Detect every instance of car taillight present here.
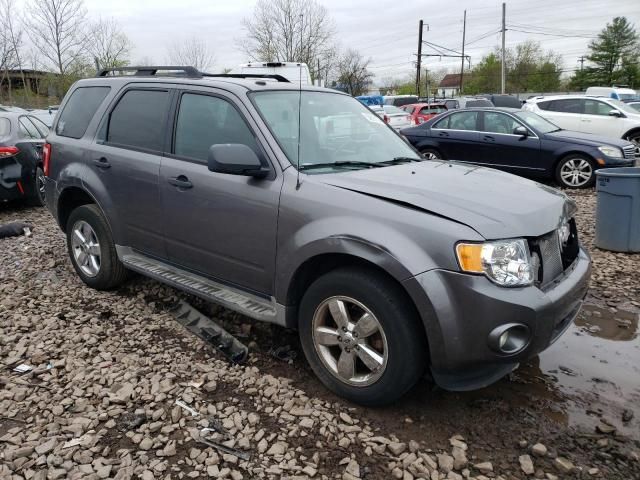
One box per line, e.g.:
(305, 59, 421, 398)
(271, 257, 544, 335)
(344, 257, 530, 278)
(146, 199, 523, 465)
(383, 114, 389, 123)
(0, 146, 19, 158)
(43, 143, 51, 177)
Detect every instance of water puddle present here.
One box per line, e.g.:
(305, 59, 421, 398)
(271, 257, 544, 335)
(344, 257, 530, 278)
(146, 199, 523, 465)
(516, 303, 640, 439)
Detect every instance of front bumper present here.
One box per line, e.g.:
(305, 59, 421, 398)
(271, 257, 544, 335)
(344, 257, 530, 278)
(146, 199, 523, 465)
(403, 247, 591, 391)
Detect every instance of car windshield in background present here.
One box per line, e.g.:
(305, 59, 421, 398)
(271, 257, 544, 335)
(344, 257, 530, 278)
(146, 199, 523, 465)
(617, 93, 637, 101)
(514, 111, 560, 133)
(251, 91, 420, 172)
(0, 117, 10, 136)
(608, 98, 640, 114)
(466, 99, 493, 107)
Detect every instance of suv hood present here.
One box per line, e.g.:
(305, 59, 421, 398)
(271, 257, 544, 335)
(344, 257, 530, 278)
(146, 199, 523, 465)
(317, 161, 570, 239)
(545, 129, 631, 148)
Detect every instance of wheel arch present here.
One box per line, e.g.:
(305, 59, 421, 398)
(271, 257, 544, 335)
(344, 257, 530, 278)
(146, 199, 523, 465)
(622, 127, 640, 141)
(57, 186, 102, 233)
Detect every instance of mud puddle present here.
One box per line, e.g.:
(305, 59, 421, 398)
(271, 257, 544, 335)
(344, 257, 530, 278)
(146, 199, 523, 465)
(521, 303, 640, 439)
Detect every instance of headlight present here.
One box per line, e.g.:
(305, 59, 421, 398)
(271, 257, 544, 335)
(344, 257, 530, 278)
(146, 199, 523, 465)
(597, 146, 622, 158)
(456, 239, 534, 287)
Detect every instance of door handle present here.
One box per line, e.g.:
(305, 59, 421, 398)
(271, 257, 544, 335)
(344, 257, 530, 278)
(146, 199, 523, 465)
(438, 131, 450, 137)
(93, 157, 111, 169)
(483, 135, 495, 141)
(168, 175, 193, 189)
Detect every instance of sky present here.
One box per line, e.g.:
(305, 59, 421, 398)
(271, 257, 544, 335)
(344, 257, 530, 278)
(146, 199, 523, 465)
(82, 0, 640, 84)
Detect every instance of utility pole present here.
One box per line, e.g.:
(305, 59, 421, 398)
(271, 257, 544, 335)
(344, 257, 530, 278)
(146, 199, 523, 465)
(578, 56, 585, 91)
(501, 2, 506, 94)
(460, 10, 466, 95)
(416, 19, 423, 97)
(317, 58, 321, 87)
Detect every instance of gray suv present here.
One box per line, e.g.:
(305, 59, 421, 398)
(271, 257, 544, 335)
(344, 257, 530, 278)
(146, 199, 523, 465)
(43, 66, 591, 406)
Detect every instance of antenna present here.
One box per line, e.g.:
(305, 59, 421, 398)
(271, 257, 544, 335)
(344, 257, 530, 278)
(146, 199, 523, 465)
(296, 13, 303, 190)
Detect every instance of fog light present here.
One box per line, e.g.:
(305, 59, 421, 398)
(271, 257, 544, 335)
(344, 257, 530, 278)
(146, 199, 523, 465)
(489, 324, 530, 354)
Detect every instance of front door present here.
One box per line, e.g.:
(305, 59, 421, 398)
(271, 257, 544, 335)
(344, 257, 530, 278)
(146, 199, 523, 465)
(478, 111, 542, 174)
(159, 90, 282, 296)
(580, 99, 624, 138)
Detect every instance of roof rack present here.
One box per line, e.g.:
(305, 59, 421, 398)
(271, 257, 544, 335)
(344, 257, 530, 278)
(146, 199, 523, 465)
(96, 66, 201, 77)
(201, 73, 290, 83)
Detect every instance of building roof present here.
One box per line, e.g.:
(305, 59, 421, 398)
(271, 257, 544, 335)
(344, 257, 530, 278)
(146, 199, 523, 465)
(438, 74, 462, 88)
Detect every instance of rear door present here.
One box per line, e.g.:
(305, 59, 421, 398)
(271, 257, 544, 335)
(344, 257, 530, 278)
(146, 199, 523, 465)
(91, 86, 172, 259)
(430, 110, 481, 161)
(536, 98, 582, 131)
(478, 111, 542, 173)
(159, 88, 282, 295)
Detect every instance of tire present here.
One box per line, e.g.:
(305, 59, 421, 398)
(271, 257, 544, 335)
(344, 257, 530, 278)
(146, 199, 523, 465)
(298, 267, 427, 406)
(25, 166, 46, 207)
(421, 147, 443, 160)
(624, 131, 640, 159)
(555, 154, 595, 189)
(66, 204, 128, 290)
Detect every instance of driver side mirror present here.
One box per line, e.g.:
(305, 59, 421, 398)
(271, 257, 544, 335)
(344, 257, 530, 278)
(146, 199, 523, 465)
(207, 144, 269, 178)
(513, 125, 529, 137)
(608, 109, 622, 117)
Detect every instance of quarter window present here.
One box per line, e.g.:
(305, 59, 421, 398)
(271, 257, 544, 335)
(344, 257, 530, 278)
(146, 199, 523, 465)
(28, 116, 50, 137)
(107, 89, 171, 151)
(174, 93, 259, 162)
(483, 112, 524, 134)
(56, 86, 110, 138)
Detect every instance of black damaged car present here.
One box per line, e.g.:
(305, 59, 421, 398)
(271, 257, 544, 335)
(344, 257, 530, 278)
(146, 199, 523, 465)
(0, 112, 49, 206)
(401, 107, 637, 189)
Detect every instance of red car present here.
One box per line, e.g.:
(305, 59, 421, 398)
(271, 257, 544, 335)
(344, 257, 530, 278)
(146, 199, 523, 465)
(402, 103, 448, 125)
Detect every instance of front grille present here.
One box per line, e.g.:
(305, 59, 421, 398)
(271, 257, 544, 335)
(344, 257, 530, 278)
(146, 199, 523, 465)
(530, 218, 579, 287)
(622, 145, 636, 160)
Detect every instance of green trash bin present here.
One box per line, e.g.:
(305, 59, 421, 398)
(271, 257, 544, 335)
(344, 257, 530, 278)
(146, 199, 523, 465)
(594, 167, 640, 253)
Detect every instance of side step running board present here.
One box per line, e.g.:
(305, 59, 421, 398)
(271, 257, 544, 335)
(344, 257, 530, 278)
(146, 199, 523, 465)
(116, 246, 278, 323)
(171, 301, 248, 364)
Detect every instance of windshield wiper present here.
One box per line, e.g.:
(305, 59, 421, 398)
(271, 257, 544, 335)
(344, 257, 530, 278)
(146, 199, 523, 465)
(299, 161, 384, 171)
(377, 157, 425, 165)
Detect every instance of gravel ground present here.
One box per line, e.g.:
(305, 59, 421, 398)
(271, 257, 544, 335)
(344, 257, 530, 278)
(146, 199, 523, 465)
(1, 190, 639, 480)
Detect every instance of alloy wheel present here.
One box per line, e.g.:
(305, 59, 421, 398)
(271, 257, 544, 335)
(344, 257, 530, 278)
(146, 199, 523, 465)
(71, 220, 101, 277)
(423, 151, 441, 160)
(627, 134, 640, 159)
(312, 296, 388, 386)
(560, 158, 592, 187)
(37, 171, 46, 205)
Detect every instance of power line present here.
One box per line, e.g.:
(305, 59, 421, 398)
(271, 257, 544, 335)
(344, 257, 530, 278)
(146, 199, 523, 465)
(507, 27, 597, 39)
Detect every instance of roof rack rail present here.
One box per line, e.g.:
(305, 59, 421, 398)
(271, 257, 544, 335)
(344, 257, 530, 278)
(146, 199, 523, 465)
(201, 73, 290, 83)
(96, 66, 201, 77)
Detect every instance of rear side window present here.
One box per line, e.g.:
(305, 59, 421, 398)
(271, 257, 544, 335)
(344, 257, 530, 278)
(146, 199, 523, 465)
(548, 99, 582, 114)
(107, 89, 170, 152)
(536, 100, 552, 111)
(174, 93, 258, 162)
(0, 117, 11, 136)
(56, 86, 110, 138)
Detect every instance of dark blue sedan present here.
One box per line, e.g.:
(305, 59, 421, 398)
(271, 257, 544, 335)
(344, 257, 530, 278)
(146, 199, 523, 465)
(401, 107, 637, 188)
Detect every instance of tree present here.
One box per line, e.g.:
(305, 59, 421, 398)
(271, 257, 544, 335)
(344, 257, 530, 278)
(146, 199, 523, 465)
(167, 37, 214, 71)
(26, 0, 88, 74)
(88, 18, 132, 70)
(240, 0, 335, 82)
(586, 17, 639, 86)
(465, 53, 501, 94)
(335, 49, 372, 96)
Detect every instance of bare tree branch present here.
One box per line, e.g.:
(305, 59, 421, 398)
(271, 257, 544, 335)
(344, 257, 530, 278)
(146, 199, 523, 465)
(26, 0, 88, 74)
(88, 17, 132, 70)
(336, 49, 373, 96)
(167, 37, 214, 71)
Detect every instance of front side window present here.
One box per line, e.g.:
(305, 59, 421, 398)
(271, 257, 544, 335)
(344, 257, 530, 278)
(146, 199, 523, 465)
(252, 91, 420, 171)
(483, 112, 524, 134)
(57, 86, 110, 138)
(174, 93, 259, 162)
(107, 89, 170, 151)
(515, 111, 560, 134)
(436, 111, 478, 131)
(584, 100, 613, 116)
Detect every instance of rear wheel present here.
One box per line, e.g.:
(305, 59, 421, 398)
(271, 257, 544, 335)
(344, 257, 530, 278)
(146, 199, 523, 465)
(298, 268, 426, 406)
(66, 204, 128, 290)
(555, 154, 595, 189)
(25, 166, 46, 207)
(421, 148, 443, 160)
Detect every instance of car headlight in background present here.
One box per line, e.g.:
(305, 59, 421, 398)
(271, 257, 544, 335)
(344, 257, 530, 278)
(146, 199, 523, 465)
(456, 239, 534, 287)
(597, 146, 623, 158)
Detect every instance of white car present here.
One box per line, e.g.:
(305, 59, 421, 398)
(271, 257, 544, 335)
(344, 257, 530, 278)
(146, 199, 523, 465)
(370, 105, 413, 131)
(523, 95, 640, 157)
(230, 62, 312, 86)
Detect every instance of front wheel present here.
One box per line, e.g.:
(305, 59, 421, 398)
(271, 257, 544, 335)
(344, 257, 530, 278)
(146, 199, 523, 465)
(625, 131, 640, 159)
(555, 155, 595, 189)
(298, 268, 427, 406)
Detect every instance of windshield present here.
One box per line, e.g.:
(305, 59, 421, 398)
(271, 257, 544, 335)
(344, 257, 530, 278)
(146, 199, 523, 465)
(0, 117, 10, 136)
(617, 93, 637, 101)
(252, 91, 420, 172)
(514, 111, 560, 133)
(607, 98, 640, 114)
